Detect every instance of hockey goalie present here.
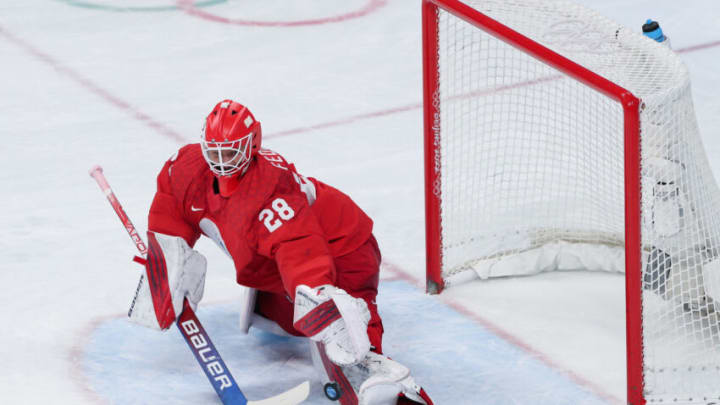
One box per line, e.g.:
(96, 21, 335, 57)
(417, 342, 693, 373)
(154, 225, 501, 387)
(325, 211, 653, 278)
(128, 99, 433, 405)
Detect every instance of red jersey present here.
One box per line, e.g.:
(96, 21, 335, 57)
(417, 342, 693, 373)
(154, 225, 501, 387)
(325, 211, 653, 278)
(148, 144, 374, 297)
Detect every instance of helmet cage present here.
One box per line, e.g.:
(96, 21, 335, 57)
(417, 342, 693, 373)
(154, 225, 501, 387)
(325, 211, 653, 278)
(201, 132, 254, 177)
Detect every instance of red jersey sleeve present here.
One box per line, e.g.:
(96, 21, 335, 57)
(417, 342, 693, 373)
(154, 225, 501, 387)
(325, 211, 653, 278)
(148, 151, 201, 247)
(251, 174, 336, 297)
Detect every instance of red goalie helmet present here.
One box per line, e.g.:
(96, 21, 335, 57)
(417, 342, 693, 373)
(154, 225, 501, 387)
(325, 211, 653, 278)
(201, 99, 262, 178)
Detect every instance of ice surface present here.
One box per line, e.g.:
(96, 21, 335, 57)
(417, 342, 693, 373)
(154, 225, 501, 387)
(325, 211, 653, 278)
(82, 281, 610, 404)
(0, 0, 718, 404)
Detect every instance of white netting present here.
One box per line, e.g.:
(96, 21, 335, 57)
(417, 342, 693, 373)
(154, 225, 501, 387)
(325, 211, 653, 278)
(432, 0, 720, 402)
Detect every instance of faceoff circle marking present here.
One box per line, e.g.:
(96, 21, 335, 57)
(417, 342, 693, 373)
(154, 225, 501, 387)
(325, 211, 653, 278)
(178, 0, 387, 27)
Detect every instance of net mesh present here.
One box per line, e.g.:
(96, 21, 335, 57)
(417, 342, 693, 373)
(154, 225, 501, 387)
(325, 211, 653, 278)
(433, 0, 720, 402)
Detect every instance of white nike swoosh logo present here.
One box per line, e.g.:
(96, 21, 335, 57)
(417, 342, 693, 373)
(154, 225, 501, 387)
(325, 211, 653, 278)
(191, 206, 203, 212)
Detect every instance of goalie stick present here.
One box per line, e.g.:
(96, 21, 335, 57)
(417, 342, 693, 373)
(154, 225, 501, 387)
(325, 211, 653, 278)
(89, 165, 310, 405)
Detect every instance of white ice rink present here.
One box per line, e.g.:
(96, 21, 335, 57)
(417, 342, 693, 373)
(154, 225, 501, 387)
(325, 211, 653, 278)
(1, 1, 718, 404)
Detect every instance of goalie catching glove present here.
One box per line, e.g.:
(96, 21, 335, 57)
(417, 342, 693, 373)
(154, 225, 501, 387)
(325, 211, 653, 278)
(129, 232, 207, 330)
(293, 284, 372, 366)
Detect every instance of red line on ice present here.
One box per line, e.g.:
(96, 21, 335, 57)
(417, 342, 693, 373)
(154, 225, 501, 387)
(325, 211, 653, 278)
(2, 21, 718, 143)
(264, 75, 562, 139)
(177, 0, 387, 27)
(676, 40, 720, 54)
(0, 24, 187, 145)
(264, 40, 720, 139)
(267, 102, 423, 138)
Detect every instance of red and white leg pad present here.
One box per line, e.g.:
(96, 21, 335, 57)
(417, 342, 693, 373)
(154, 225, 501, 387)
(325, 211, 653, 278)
(310, 342, 433, 405)
(128, 232, 207, 330)
(293, 284, 371, 366)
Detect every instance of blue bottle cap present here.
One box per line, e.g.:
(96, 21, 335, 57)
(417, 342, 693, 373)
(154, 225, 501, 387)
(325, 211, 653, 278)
(642, 19, 665, 42)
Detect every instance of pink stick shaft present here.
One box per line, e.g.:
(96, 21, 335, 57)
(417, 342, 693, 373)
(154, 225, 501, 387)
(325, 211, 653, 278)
(89, 165, 148, 256)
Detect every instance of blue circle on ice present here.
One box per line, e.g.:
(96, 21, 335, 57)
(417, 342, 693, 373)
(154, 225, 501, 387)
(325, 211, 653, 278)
(79, 282, 617, 404)
(56, 0, 227, 12)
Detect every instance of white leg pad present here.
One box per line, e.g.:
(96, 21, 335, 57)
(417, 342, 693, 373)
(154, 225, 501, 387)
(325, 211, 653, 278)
(355, 352, 412, 405)
(310, 344, 428, 405)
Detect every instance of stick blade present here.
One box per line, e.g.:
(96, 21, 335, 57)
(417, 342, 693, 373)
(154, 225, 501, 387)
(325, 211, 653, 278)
(248, 381, 310, 405)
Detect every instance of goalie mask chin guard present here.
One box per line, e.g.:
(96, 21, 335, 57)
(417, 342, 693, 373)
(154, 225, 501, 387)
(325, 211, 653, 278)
(201, 99, 262, 179)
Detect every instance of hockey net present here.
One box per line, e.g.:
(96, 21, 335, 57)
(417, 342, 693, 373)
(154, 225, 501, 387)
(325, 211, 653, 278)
(422, 0, 720, 403)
